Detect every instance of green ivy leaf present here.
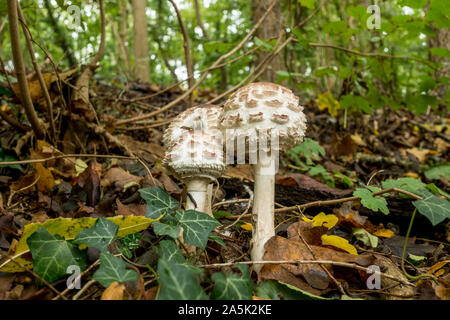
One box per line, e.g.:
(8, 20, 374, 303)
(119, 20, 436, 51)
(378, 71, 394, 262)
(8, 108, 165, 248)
(152, 221, 181, 239)
(176, 210, 221, 249)
(92, 252, 138, 287)
(157, 258, 207, 300)
(27, 227, 86, 284)
(353, 188, 389, 214)
(208, 233, 227, 248)
(413, 191, 450, 226)
(139, 187, 180, 219)
(73, 217, 118, 252)
(157, 240, 186, 264)
(211, 264, 252, 300)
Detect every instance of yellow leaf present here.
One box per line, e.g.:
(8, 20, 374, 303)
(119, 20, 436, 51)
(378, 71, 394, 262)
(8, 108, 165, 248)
(0, 215, 158, 272)
(33, 163, 54, 192)
(407, 147, 431, 162)
(373, 228, 394, 238)
(302, 212, 338, 230)
(350, 134, 366, 147)
(75, 159, 88, 176)
(316, 92, 340, 118)
(241, 223, 252, 231)
(321, 234, 357, 255)
(404, 172, 419, 179)
(101, 281, 125, 300)
(426, 260, 450, 275)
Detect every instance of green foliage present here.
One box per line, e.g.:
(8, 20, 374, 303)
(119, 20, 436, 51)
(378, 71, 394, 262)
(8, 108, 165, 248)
(118, 233, 141, 259)
(353, 188, 389, 214)
(210, 264, 253, 300)
(425, 163, 450, 180)
(176, 210, 221, 249)
(412, 190, 450, 226)
(73, 217, 118, 252)
(288, 138, 325, 166)
(352, 228, 378, 248)
(93, 252, 138, 288)
(0, 148, 22, 171)
(157, 258, 207, 300)
(139, 187, 180, 219)
(27, 227, 86, 284)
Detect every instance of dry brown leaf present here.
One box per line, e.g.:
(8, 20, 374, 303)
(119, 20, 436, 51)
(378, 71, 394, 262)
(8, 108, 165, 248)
(261, 236, 374, 292)
(287, 221, 327, 246)
(115, 199, 146, 216)
(33, 163, 54, 193)
(101, 167, 143, 190)
(405, 147, 432, 162)
(223, 165, 254, 181)
(101, 281, 125, 300)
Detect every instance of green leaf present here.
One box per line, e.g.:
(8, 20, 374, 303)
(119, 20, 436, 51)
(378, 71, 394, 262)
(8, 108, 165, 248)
(425, 163, 450, 180)
(340, 95, 372, 114)
(157, 258, 207, 300)
(298, 0, 316, 9)
(211, 264, 252, 300)
(27, 227, 86, 284)
(157, 240, 186, 264)
(208, 233, 227, 248)
(353, 188, 389, 214)
(430, 47, 450, 58)
(73, 217, 118, 252)
(408, 254, 426, 264)
(288, 138, 325, 165)
(139, 187, 180, 219)
(176, 210, 221, 249)
(93, 252, 138, 288)
(382, 177, 426, 196)
(413, 191, 450, 226)
(352, 228, 378, 248)
(254, 37, 274, 51)
(0, 148, 22, 171)
(152, 221, 181, 239)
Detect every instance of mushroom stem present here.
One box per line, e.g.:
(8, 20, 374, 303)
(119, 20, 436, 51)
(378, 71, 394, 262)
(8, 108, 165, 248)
(185, 178, 213, 216)
(251, 150, 276, 273)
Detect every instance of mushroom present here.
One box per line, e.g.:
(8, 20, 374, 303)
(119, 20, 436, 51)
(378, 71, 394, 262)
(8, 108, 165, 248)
(219, 82, 307, 272)
(163, 105, 224, 216)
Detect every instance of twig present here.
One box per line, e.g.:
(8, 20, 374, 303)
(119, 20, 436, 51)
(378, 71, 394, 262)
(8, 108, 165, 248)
(224, 185, 253, 230)
(0, 153, 138, 166)
(7, 0, 45, 139)
(72, 279, 96, 300)
(199, 259, 414, 287)
(274, 187, 422, 213)
(17, 2, 56, 143)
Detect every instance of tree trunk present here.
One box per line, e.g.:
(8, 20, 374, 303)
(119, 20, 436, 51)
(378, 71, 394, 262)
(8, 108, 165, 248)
(132, 0, 151, 83)
(428, 27, 450, 101)
(252, 0, 282, 82)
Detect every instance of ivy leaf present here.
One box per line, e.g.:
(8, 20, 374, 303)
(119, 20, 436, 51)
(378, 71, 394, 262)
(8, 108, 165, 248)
(157, 240, 186, 264)
(73, 217, 118, 252)
(353, 188, 389, 214)
(27, 227, 86, 284)
(413, 191, 450, 226)
(208, 233, 227, 248)
(176, 210, 221, 249)
(211, 264, 252, 300)
(152, 221, 181, 239)
(139, 187, 180, 219)
(93, 252, 138, 288)
(157, 258, 207, 300)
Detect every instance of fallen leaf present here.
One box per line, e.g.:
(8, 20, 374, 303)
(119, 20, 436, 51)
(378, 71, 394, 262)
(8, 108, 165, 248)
(115, 199, 146, 216)
(302, 212, 338, 230)
(33, 163, 54, 192)
(223, 165, 254, 181)
(101, 281, 125, 300)
(240, 222, 252, 231)
(321, 235, 357, 255)
(101, 166, 143, 190)
(287, 221, 327, 246)
(373, 225, 395, 238)
(406, 147, 432, 162)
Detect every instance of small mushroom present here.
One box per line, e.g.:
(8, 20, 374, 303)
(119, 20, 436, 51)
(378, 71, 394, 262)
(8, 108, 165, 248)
(219, 82, 307, 272)
(163, 105, 224, 216)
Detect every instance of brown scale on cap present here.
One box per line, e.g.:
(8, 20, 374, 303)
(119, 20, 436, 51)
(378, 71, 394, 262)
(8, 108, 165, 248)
(219, 82, 307, 151)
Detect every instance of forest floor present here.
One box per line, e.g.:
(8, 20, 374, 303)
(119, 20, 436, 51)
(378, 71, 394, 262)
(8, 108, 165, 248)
(0, 78, 449, 300)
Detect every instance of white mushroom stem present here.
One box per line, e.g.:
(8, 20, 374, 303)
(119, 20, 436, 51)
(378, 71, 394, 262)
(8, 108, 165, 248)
(185, 178, 213, 216)
(251, 150, 276, 273)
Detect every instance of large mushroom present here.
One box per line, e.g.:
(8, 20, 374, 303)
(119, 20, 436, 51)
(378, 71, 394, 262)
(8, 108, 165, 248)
(219, 82, 307, 272)
(163, 105, 224, 216)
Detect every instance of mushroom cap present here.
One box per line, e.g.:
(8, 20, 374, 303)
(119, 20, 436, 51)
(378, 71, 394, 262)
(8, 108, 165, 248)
(163, 104, 222, 149)
(219, 82, 307, 151)
(164, 130, 225, 181)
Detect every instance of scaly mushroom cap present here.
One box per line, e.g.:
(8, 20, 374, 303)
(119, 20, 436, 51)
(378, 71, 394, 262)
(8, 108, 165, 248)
(219, 82, 307, 151)
(164, 130, 225, 181)
(163, 104, 222, 149)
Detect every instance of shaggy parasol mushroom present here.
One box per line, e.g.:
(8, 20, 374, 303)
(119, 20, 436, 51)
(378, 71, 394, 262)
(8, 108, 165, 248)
(219, 82, 307, 272)
(163, 105, 224, 216)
